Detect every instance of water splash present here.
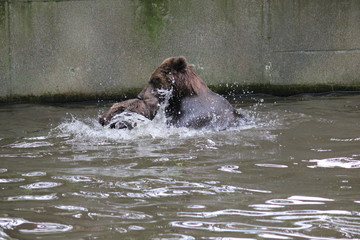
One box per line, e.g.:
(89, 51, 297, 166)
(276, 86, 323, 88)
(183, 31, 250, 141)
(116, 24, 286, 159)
(54, 89, 203, 142)
(53, 100, 283, 145)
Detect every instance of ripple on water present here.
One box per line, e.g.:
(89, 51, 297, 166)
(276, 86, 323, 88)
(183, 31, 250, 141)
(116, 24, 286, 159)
(218, 165, 242, 173)
(70, 191, 109, 199)
(4, 193, 58, 201)
(330, 137, 360, 142)
(20, 181, 62, 190)
(307, 157, 360, 169)
(169, 194, 359, 238)
(0, 217, 72, 234)
(177, 209, 273, 218)
(88, 210, 152, 220)
(266, 195, 334, 206)
(170, 208, 360, 239)
(52, 175, 97, 183)
(19, 222, 73, 234)
(6, 141, 53, 148)
(187, 205, 206, 209)
(155, 233, 196, 240)
(0, 178, 25, 183)
(113, 177, 270, 199)
(21, 171, 47, 177)
(54, 205, 88, 212)
(24, 136, 49, 141)
(255, 163, 288, 168)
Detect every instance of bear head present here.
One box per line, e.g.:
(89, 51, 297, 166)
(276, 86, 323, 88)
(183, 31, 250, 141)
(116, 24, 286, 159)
(137, 56, 207, 102)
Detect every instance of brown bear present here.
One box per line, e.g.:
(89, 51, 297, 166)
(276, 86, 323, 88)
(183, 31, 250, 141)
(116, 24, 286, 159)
(99, 98, 159, 129)
(136, 56, 243, 130)
(99, 56, 242, 130)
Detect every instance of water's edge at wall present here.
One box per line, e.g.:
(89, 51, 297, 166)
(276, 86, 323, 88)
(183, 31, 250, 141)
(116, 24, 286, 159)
(1, 84, 360, 104)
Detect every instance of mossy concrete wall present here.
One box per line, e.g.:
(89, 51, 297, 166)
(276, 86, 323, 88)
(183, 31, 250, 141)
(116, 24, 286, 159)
(1, 0, 359, 102)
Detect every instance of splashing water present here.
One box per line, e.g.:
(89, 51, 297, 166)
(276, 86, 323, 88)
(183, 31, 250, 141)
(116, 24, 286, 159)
(54, 89, 282, 146)
(54, 102, 277, 145)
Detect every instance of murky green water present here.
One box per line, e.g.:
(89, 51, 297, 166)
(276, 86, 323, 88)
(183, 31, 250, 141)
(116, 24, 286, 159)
(0, 94, 359, 240)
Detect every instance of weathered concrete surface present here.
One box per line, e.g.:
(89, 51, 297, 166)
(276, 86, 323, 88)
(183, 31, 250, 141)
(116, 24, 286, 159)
(0, 2, 9, 98)
(267, 0, 360, 85)
(1, 0, 359, 103)
(9, 1, 140, 97)
(6, 0, 264, 99)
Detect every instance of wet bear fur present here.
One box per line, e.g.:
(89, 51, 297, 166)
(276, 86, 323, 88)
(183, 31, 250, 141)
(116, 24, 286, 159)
(99, 98, 159, 129)
(137, 56, 242, 130)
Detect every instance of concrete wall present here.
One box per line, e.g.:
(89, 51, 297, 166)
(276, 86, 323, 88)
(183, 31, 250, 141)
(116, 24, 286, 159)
(0, 1, 9, 98)
(267, 1, 360, 85)
(1, 0, 359, 102)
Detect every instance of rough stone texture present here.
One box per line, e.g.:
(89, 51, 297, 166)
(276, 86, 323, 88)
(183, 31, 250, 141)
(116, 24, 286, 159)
(0, 0, 359, 102)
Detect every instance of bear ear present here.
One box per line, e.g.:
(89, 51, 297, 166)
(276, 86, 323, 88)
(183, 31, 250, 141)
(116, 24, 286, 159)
(172, 56, 187, 72)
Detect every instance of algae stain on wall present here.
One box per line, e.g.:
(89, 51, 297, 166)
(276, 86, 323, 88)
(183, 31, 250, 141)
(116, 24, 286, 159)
(17, 2, 35, 38)
(0, 2, 6, 25)
(131, 0, 170, 40)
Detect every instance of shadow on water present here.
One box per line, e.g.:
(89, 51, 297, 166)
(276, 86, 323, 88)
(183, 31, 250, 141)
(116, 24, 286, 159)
(0, 94, 359, 239)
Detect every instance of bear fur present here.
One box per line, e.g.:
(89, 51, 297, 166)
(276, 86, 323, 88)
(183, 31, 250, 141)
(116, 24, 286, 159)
(99, 98, 159, 129)
(137, 56, 242, 130)
(99, 56, 242, 130)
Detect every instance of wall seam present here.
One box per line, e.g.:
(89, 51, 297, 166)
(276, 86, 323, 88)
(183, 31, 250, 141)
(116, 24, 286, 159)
(261, 0, 271, 84)
(6, 0, 12, 100)
(273, 49, 360, 54)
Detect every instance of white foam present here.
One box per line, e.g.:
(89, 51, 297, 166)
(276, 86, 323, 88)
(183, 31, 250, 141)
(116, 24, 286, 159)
(308, 157, 360, 169)
(54, 114, 258, 144)
(54, 112, 201, 143)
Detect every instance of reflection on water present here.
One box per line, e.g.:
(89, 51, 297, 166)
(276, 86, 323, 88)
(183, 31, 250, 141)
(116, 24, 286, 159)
(0, 94, 359, 239)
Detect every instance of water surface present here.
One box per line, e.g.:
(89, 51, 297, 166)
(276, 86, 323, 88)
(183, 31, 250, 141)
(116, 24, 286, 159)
(0, 94, 359, 239)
